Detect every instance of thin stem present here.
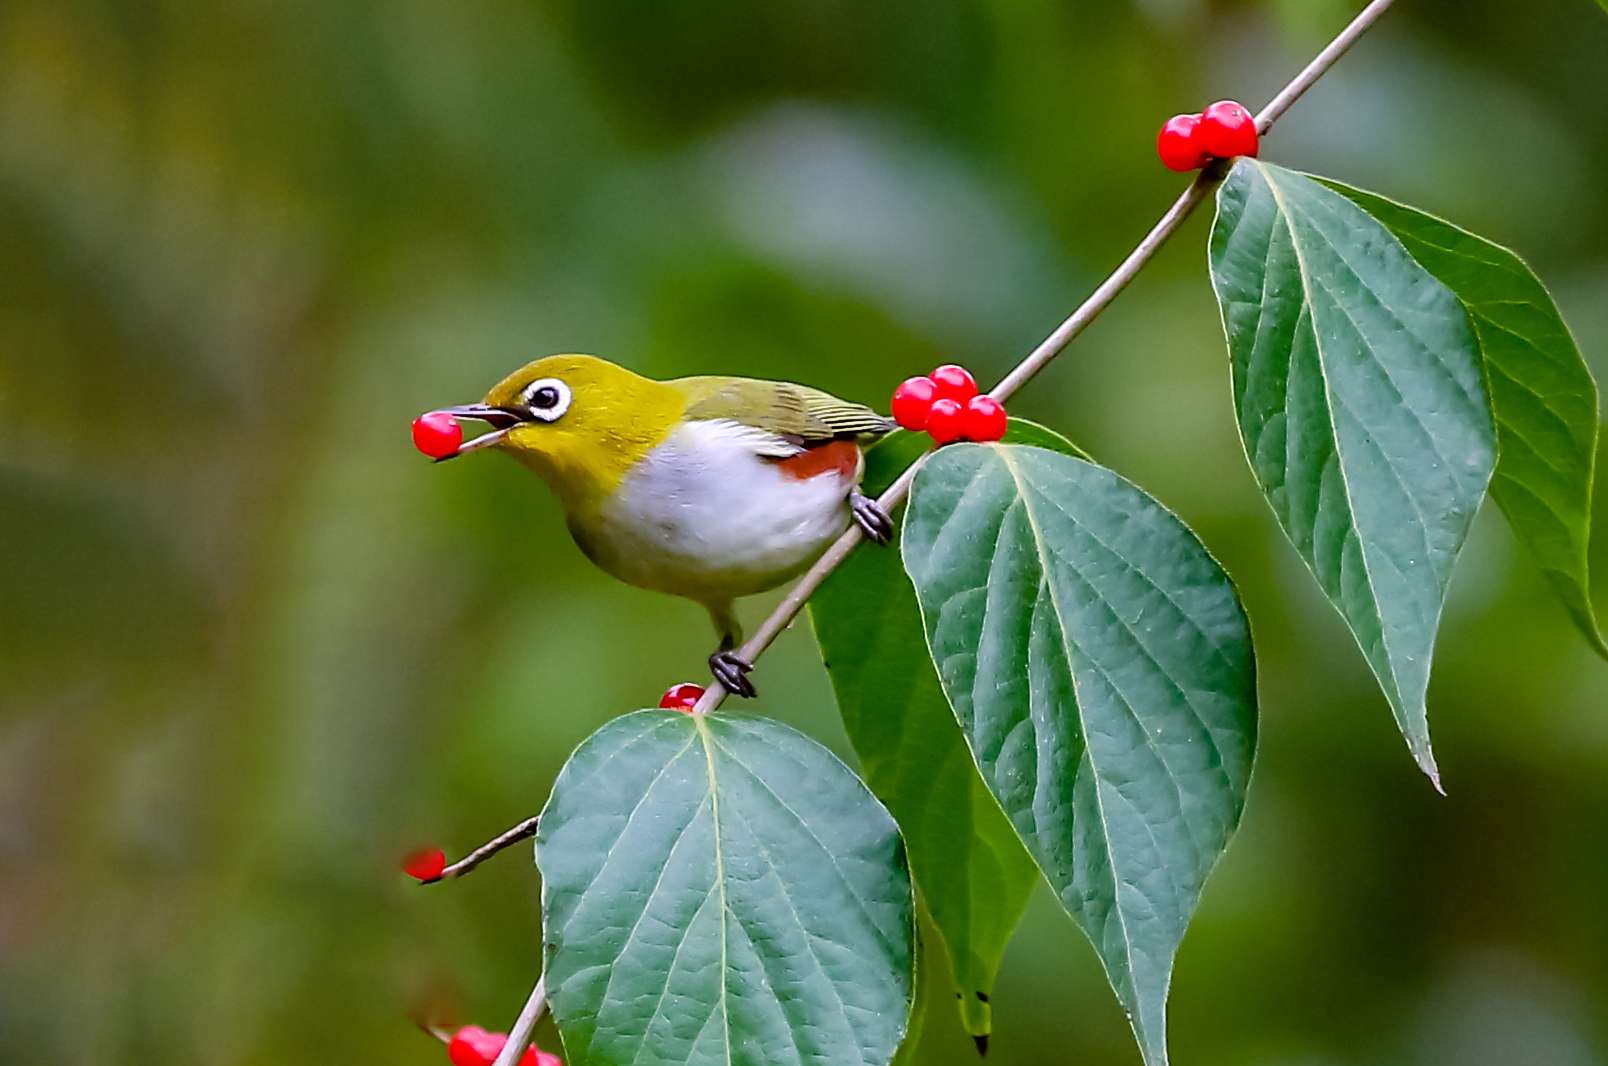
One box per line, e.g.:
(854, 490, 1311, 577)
(490, 977, 548, 1066)
(420, 816, 541, 885)
(986, 162, 1227, 405)
(1255, 0, 1398, 132)
(499, 2, 1402, 1058)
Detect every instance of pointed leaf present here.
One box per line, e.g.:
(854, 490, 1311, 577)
(1208, 159, 1497, 783)
(902, 443, 1258, 1066)
(1319, 178, 1605, 658)
(810, 420, 1080, 1040)
(537, 711, 915, 1066)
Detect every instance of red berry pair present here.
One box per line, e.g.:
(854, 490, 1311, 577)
(891, 365, 1007, 445)
(447, 1026, 560, 1066)
(1156, 100, 1258, 172)
(659, 683, 705, 713)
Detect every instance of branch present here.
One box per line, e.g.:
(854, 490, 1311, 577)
(419, 816, 540, 885)
(493, 0, 1400, 1057)
(490, 977, 548, 1066)
(690, 0, 1400, 717)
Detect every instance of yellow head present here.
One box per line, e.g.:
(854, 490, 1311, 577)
(446, 355, 684, 514)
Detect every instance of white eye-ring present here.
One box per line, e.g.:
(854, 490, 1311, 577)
(521, 378, 572, 422)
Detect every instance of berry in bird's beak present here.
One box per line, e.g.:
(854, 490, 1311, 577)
(412, 412, 463, 459)
(419, 404, 526, 460)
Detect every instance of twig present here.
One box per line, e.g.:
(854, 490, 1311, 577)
(688, 0, 1400, 717)
(1254, 0, 1398, 133)
(490, 977, 548, 1066)
(496, 1, 1402, 1058)
(420, 816, 541, 885)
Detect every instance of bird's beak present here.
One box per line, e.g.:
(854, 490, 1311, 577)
(436, 403, 525, 459)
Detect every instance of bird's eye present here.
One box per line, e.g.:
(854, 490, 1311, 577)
(520, 378, 571, 422)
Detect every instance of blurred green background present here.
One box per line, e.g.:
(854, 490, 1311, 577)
(4, 1, 1607, 1063)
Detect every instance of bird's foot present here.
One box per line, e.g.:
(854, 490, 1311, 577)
(850, 490, 894, 545)
(709, 649, 757, 699)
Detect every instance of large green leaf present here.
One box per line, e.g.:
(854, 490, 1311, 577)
(1319, 178, 1605, 659)
(810, 421, 1079, 1044)
(902, 443, 1258, 1066)
(1209, 159, 1497, 785)
(537, 711, 915, 1066)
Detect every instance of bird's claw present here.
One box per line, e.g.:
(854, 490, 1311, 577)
(850, 491, 894, 545)
(709, 649, 757, 698)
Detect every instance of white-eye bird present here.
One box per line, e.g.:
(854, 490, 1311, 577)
(439, 354, 895, 696)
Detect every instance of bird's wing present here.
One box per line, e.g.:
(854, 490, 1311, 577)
(673, 376, 895, 447)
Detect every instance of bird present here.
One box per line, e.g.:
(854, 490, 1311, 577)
(437, 354, 895, 697)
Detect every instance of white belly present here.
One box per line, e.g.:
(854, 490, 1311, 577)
(575, 420, 856, 604)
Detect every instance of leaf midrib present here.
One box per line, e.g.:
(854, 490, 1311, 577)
(992, 446, 1142, 1015)
(1255, 162, 1405, 715)
(693, 715, 734, 1066)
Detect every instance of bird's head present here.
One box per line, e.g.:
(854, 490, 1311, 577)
(442, 354, 682, 512)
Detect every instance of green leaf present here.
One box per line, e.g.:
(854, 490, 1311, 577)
(891, 913, 934, 1066)
(1318, 178, 1606, 659)
(537, 711, 915, 1066)
(1208, 159, 1497, 785)
(810, 420, 1082, 1042)
(902, 443, 1258, 1066)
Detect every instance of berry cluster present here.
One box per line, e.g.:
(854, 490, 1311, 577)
(658, 683, 705, 713)
(891, 365, 1007, 445)
(413, 411, 464, 459)
(1156, 100, 1258, 173)
(447, 1026, 561, 1066)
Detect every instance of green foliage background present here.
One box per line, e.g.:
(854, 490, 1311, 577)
(2, 1, 1606, 1063)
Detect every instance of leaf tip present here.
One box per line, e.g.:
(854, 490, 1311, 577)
(1415, 746, 1447, 796)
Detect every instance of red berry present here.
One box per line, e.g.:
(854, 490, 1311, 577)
(1198, 100, 1258, 159)
(960, 396, 1008, 442)
(890, 376, 938, 430)
(929, 364, 978, 404)
(442, 1026, 560, 1066)
(658, 683, 705, 712)
(447, 1026, 502, 1066)
(1156, 113, 1208, 172)
(413, 411, 463, 459)
(925, 398, 965, 444)
(403, 846, 447, 882)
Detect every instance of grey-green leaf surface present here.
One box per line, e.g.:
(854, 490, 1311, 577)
(810, 421, 1081, 1041)
(1320, 178, 1605, 659)
(537, 711, 915, 1066)
(1209, 159, 1497, 784)
(902, 443, 1258, 1066)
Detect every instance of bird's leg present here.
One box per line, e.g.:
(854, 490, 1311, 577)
(705, 602, 756, 698)
(849, 489, 894, 545)
(709, 637, 756, 699)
